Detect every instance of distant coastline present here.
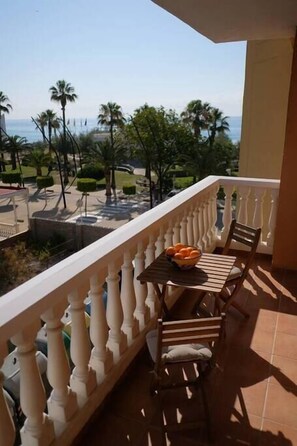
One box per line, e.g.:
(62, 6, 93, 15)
(4, 116, 242, 143)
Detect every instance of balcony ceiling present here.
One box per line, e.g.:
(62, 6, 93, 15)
(152, 0, 297, 43)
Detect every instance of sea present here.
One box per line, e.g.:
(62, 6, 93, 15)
(4, 116, 242, 143)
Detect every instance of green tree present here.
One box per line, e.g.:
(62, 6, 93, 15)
(4, 135, 29, 171)
(181, 100, 211, 139)
(207, 107, 230, 149)
(22, 148, 51, 176)
(49, 80, 77, 184)
(0, 91, 13, 172)
(97, 102, 126, 196)
(35, 112, 48, 143)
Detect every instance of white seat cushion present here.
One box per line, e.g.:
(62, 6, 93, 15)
(146, 329, 212, 364)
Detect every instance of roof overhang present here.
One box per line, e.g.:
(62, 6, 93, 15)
(152, 0, 297, 43)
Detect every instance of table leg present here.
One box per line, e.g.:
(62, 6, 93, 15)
(152, 283, 171, 320)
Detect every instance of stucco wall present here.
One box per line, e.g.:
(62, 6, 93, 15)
(239, 39, 293, 179)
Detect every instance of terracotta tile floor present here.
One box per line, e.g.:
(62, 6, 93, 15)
(74, 255, 297, 445)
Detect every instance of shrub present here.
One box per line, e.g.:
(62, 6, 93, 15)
(77, 178, 97, 193)
(123, 183, 136, 195)
(96, 182, 106, 190)
(77, 163, 105, 181)
(1, 171, 22, 185)
(36, 176, 54, 189)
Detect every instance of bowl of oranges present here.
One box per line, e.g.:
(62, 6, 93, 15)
(165, 243, 202, 270)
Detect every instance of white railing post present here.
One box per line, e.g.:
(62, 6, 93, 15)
(172, 218, 181, 245)
(11, 321, 55, 446)
(164, 221, 174, 248)
(221, 184, 234, 242)
(106, 262, 128, 362)
(193, 206, 199, 247)
(252, 187, 265, 236)
(210, 186, 218, 248)
(145, 235, 158, 316)
(0, 343, 15, 446)
(121, 251, 139, 345)
(187, 207, 194, 246)
(155, 227, 165, 255)
(89, 273, 113, 383)
(42, 303, 78, 423)
(133, 242, 150, 329)
(180, 212, 188, 245)
(68, 288, 97, 401)
(237, 186, 250, 225)
(267, 189, 279, 248)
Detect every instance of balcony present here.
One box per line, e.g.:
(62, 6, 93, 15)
(2, 174, 296, 446)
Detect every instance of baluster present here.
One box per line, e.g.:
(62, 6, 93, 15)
(0, 343, 15, 446)
(68, 288, 96, 400)
(133, 242, 150, 329)
(121, 251, 139, 344)
(204, 194, 212, 249)
(164, 221, 174, 248)
(193, 206, 199, 246)
(106, 262, 128, 362)
(172, 218, 181, 245)
(237, 186, 250, 225)
(11, 321, 55, 446)
(155, 227, 165, 255)
(42, 303, 78, 422)
(210, 186, 218, 247)
(187, 208, 194, 246)
(267, 189, 279, 248)
(145, 235, 158, 316)
(221, 184, 234, 242)
(197, 204, 204, 250)
(199, 201, 207, 251)
(252, 187, 265, 239)
(89, 273, 113, 384)
(180, 212, 188, 245)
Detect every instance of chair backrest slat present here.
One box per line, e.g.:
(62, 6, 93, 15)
(162, 325, 221, 340)
(162, 333, 220, 347)
(162, 317, 222, 331)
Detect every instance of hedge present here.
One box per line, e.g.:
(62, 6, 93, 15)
(77, 178, 97, 193)
(36, 176, 54, 189)
(1, 171, 22, 185)
(123, 183, 136, 195)
(77, 163, 105, 181)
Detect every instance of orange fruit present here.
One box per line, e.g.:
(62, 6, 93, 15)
(165, 246, 176, 257)
(189, 249, 200, 258)
(173, 252, 183, 259)
(179, 247, 191, 257)
(174, 243, 186, 252)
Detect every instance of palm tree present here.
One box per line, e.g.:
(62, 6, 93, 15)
(207, 108, 230, 148)
(35, 113, 48, 143)
(4, 135, 28, 171)
(181, 100, 211, 138)
(49, 80, 77, 184)
(42, 109, 60, 154)
(22, 148, 51, 176)
(0, 91, 13, 172)
(97, 102, 126, 196)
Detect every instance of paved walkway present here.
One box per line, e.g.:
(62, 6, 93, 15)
(0, 180, 151, 234)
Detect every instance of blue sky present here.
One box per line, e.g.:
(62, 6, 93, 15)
(1, 0, 246, 120)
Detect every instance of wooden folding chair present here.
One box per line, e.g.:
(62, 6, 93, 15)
(146, 314, 225, 440)
(194, 219, 261, 318)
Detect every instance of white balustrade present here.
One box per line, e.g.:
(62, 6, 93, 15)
(68, 288, 96, 401)
(106, 262, 127, 362)
(133, 242, 150, 329)
(89, 273, 113, 382)
(0, 175, 280, 445)
(121, 251, 139, 344)
(11, 321, 55, 446)
(42, 303, 78, 423)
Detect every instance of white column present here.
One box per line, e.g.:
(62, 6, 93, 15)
(68, 288, 97, 401)
(210, 186, 218, 247)
(193, 206, 199, 247)
(133, 242, 150, 329)
(121, 251, 139, 344)
(11, 321, 55, 446)
(187, 208, 194, 246)
(172, 218, 181, 245)
(42, 303, 78, 423)
(89, 273, 113, 383)
(106, 262, 127, 362)
(252, 187, 265, 237)
(145, 235, 158, 316)
(155, 227, 165, 256)
(164, 221, 174, 248)
(199, 201, 207, 252)
(0, 343, 15, 446)
(267, 189, 279, 248)
(180, 213, 188, 245)
(204, 194, 212, 250)
(221, 184, 234, 242)
(237, 186, 250, 225)
(196, 205, 203, 250)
